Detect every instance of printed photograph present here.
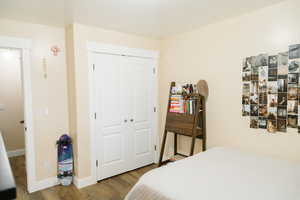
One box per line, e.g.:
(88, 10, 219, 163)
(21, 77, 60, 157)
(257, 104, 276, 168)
(267, 120, 277, 133)
(243, 57, 251, 72)
(259, 66, 268, 81)
(242, 95, 250, 104)
(287, 84, 298, 100)
(250, 56, 256, 67)
(267, 81, 277, 94)
(287, 100, 298, 115)
(250, 117, 259, 128)
(251, 59, 259, 80)
(277, 106, 287, 119)
(289, 44, 300, 59)
(250, 104, 259, 116)
(268, 94, 277, 107)
(251, 71, 258, 81)
(242, 71, 251, 82)
(259, 92, 267, 104)
(277, 119, 287, 132)
(278, 79, 287, 92)
(278, 93, 287, 106)
(268, 68, 277, 81)
(259, 80, 267, 93)
(259, 104, 268, 117)
(268, 55, 278, 68)
(298, 106, 300, 126)
(242, 105, 250, 116)
(278, 52, 288, 68)
(243, 83, 250, 96)
(250, 93, 258, 104)
(278, 53, 288, 78)
(287, 115, 297, 128)
(250, 81, 258, 94)
(258, 117, 267, 129)
(288, 60, 300, 73)
(298, 89, 300, 105)
(255, 54, 268, 67)
(268, 107, 277, 120)
(288, 73, 298, 84)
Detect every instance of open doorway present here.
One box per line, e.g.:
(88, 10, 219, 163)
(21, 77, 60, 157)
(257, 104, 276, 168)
(0, 47, 27, 191)
(0, 36, 35, 193)
(0, 47, 27, 189)
(0, 48, 24, 154)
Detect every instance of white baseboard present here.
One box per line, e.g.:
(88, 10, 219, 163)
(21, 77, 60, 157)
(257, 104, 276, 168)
(29, 177, 59, 193)
(7, 149, 25, 158)
(73, 176, 96, 189)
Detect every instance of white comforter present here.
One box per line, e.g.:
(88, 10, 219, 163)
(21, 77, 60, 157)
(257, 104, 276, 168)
(126, 147, 300, 200)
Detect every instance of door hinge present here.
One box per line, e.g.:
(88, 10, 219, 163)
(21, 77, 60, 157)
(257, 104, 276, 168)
(154, 145, 157, 151)
(96, 160, 98, 167)
(154, 107, 156, 112)
(93, 64, 95, 71)
(153, 68, 156, 74)
(94, 113, 97, 119)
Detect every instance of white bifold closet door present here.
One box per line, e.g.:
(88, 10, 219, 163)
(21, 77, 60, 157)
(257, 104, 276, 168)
(93, 53, 155, 180)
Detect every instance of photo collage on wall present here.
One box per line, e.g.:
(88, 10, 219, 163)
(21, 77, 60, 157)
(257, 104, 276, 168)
(242, 44, 300, 133)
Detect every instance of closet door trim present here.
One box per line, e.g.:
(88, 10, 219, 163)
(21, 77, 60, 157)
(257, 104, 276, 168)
(87, 42, 159, 185)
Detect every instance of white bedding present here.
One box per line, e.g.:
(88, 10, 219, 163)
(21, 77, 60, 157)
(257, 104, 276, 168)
(126, 147, 300, 200)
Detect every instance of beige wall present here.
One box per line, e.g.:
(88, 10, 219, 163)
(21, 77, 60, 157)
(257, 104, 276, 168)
(0, 19, 69, 180)
(1, 0, 300, 186)
(68, 23, 160, 178)
(0, 49, 24, 151)
(160, 0, 300, 161)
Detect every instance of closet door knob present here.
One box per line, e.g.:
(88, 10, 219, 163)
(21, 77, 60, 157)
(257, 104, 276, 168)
(124, 119, 128, 123)
(130, 119, 134, 122)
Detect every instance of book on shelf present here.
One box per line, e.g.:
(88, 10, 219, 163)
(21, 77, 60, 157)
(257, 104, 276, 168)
(169, 94, 197, 114)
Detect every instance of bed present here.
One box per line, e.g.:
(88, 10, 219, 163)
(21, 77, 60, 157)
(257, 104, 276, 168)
(125, 147, 300, 200)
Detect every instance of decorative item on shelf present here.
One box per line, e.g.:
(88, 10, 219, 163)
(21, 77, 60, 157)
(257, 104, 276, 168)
(242, 43, 300, 134)
(197, 80, 209, 99)
(51, 45, 61, 56)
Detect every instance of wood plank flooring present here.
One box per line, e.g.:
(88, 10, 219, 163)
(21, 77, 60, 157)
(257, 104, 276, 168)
(9, 156, 156, 200)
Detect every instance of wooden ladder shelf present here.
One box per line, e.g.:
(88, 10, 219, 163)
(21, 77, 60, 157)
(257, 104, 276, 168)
(158, 82, 207, 166)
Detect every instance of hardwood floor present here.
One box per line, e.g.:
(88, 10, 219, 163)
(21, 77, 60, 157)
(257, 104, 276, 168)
(9, 156, 156, 200)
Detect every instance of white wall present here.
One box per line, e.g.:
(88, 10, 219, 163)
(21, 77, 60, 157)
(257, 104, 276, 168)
(0, 48, 24, 151)
(159, 0, 300, 161)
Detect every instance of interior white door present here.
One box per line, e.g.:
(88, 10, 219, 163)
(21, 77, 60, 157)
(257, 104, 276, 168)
(93, 52, 155, 181)
(124, 57, 155, 170)
(93, 53, 131, 180)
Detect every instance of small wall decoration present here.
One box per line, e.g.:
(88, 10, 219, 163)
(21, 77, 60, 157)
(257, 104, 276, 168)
(51, 45, 61, 56)
(42, 57, 48, 79)
(242, 44, 300, 133)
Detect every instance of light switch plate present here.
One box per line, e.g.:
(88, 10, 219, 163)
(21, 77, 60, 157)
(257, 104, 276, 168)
(0, 104, 5, 111)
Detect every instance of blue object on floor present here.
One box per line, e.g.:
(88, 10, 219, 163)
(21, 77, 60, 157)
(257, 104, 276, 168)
(57, 134, 73, 186)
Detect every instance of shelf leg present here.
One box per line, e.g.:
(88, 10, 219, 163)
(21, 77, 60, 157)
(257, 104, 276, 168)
(190, 134, 196, 156)
(158, 129, 168, 166)
(202, 136, 206, 151)
(174, 133, 177, 155)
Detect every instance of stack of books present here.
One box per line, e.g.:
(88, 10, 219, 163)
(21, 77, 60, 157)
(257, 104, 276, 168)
(183, 99, 196, 115)
(169, 95, 197, 114)
(169, 95, 183, 113)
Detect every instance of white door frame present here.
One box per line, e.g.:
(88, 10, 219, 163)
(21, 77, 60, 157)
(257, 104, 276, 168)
(0, 36, 36, 192)
(87, 42, 160, 183)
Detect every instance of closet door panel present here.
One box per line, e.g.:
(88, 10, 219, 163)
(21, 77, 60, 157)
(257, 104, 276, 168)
(94, 53, 130, 180)
(127, 57, 155, 169)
